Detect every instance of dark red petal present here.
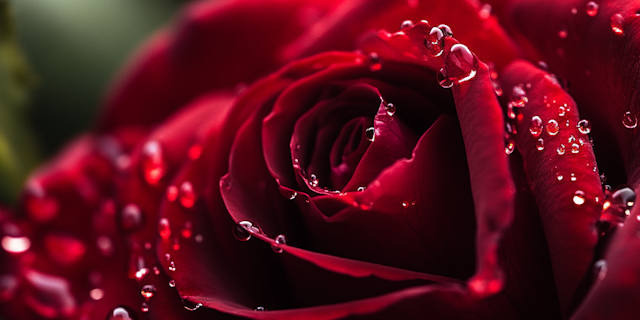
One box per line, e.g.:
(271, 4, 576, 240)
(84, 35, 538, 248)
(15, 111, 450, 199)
(570, 187, 640, 320)
(500, 60, 603, 316)
(98, 0, 339, 132)
(452, 61, 516, 297)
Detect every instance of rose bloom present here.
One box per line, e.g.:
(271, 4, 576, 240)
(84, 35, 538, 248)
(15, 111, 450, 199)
(1, 0, 640, 319)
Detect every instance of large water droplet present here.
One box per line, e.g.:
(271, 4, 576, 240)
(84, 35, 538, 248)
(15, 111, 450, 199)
(107, 306, 139, 320)
(444, 44, 478, 84)
(577, 119, 592, 134)
(179, 181, 197, 208)
(529, 116, 543, 137)
(141, 140, 166, 185)
(233, 221, 262, 241)
(547, 119, 559, 135)
(573, 190, 586, 205)
(141, 284, 156, 300)
(437, 69, 453, 88)
(271, 234, 287, 254)
(623, 111, 637, 129)
(610, 13, 625, 35)
(120, 204, 144, 232)
(557, 144, 566, 155)
(536, 138, 545, 151)
(586, 1, 599, 16)
(158, 218, 171, 240)
(400, 20, 414, 30)
(365, 127, 375, 142)
(424, 27, 444, 57)
(1, 236, 30, 253)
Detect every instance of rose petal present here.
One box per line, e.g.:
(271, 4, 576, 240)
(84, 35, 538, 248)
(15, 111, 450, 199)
(500, 60, 603, 316)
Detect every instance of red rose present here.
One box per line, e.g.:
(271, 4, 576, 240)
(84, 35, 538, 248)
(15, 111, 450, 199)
(1, 0, 639, 319)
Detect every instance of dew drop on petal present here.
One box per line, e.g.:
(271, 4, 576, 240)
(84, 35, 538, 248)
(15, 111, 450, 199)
(479, 3, 492, 19)
(529, 116, 543, 137)
(141, 140, 166, 185)
(557, 144, 566, 155)
(367, 52, 382, 72)
(577, 119, 592, 134)
(179, 181, 197, 208)
(158, 218, 171, 240)
(169, 280, 176, 288)
(233, 221, 254, 241)
(571, 7, 578, 14)
(556, 172, 564, 181)
(571, 173, 577, 182)
(181, 221, 193, 239)
(1, 236, 31, 253)
(183, 300, 203, 311)
(140, 284, 156, 300)
(547, 119, 559, 135)
(444, 44, 478, 84)
(536, 138, 545, 151)
(573, 190, 586, 205)
(166, 185, 178, 202)
(271, 234, 287, 254)
(89, 288, 104, 301)
(437, 69, 453, 88)
(382, 100, 396, 116)
(610, 13, 625, 35)
(558, 26, 568, 39)
(357, 186, 366, 192)
(438, 24, 453, 37)
(594, 259, 607, 280)
(623, 111, 637, 129)
(571, 143, 580, 154)
(255, 306, 267, 311)
(504, 138, 515, 155)
(510, 84, 528, 108)
(120, 204, 144, 232)
(586, 1, 599, 16)
(558, 105, 566, 117)
(107, 306, 139, 320)
(168, 261, 176, 272)
(400, 20, 414, 29)
(365, 127, 375, 142)
(424, 27, 444, 57)
(141, 302, 149, 313)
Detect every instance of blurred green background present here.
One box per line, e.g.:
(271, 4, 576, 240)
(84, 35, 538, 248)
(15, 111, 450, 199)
(0, 0, 188, 203)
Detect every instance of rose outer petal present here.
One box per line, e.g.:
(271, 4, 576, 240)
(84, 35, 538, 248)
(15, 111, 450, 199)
(500, 60, 603, 316)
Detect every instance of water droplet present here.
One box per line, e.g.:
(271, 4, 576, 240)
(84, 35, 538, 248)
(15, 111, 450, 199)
(424, 27, 444, 57)
(271, 234, 287, 254)
(158, 218, 171, 240)
(573, 190, 586, 205)
(233, 221, 262, 241)
(438, 24, 453, 37)
(169, 280, 176, 288)
(558, 105, 566, 117)
(529, 116, 544, 137)
(120, 204, 144, 232)
(536, 138, 545, 151)
(1, 236, 30, 253)
(183, 300, 203, 311)
(181, 221, 192, 238)
(577, 119, 592, 134)
(570, 173, 577, 182)
(400, 20, 414, 29)
(141, 140, 166, 185)
(382, 101, 396, 116)
(153, 266, 160, 275)
(548, 121, 559, 136)
(444, 44, 478, 84)
(557, 144, 566, 155)
(479, 3, 492, 19)
(558, 26, 568, 39)
(357, 186, 366, 192)
(141, 302, 149, 313)
(504, 138, 515, 155)
(365, 127, 375, 142)
(571, 143, 580, 154)
(255, 306, 267, 311)
(586, 1, 599, 16)
(556, 172, 564, 181)
(172, 238, 180, 251)
(594, 259, 607, 280)
(510, 84, 528, 108)
(168, 261, 176, 272)
(107, 306, 139, 320)
(89, 288, 104, 300)
(141, 285, 156, 299)
(288, 191, 297, 200)
(437, 69, 453, 88)
(309, 174, 319, 187)
(24, 183, 59, 222)
(188, 144, 202, 160)
(623, 111, 637, 129)
(368, 52, 382, 72)
(610, 13, 625, 35)
(179, 181, 197, 208)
